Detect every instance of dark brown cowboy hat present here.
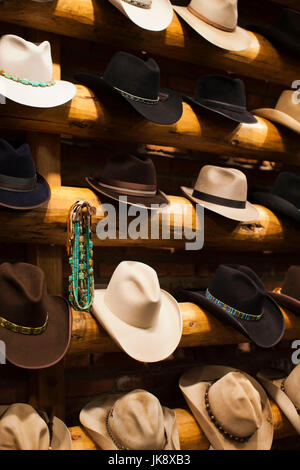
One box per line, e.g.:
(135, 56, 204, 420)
(0, 262, 72, 369)
(270, 266, 300, 317)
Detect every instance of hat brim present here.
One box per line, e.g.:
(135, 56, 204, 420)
(251, 191, 300, 223)
(86, 176, 169, 210)
(181, 186, 259, 222)
(0, 296, 72, 369)
(247, 24, 300, 57)
(75, 73, 183, 125)
(92, 288, 182, 363)
(257, 370, 300, 435)
(0, 173, 50, 210)
(179, 365, 273, 450)
(173, 6, 253, 52)
(252, 107, 300, 134)
(0, 76, 76, 108)
(184, 95, 257, 124)
(80, 393, 180, 450)
(109, 0, 173, 31)
(176, 288, 285, 348)
(270, 288, 300, 317)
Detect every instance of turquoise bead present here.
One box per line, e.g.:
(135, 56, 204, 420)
(20, 79, 30, 85)
(31, 81, 39, 87)
(40, 81, 47, 87)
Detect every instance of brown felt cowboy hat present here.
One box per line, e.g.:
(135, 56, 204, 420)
(270, 266, 300, 316)
(179, 365, 273, 450)
(257, 365, 300, 435)
(0, 262, 72, 369)
(80, 389, 180, 450)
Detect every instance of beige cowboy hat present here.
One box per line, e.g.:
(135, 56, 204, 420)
(80, 389, 180, 450)
(257, 365, 300, 435)
(253, 90, 300, 135)
(179, 365, 274, 450)
(92, 261, 182, 363)
(109, 0, 174, 32)
(0, 34, 76, 108)
(173, 0, 252, 52)
(181, 165, 259, 221)
(0, 403, 72, 450)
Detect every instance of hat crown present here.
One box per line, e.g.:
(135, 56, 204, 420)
(272, 171, 300, 208)
(109, 390, 166, 450)
(189, 0, 238, 30)
(0, 262, 48, 329)
(209, 372, 262, 437)
(0, 139, 36, 178)
(284, 365, 300, 409)
(281, 266, 300, 301)
(275, 90, 300, 122)
(100, 153, 157, 188)
(209, 264, 266, 315)
(0, 34, 53, 82)
(195, 75, 246, 107)
(104, 261, 162, 329)
(195, 165, 248, 202)
(103, 52, 160, 100)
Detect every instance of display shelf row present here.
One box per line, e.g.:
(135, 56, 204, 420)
(2, 185, 300, 252)
(69, 302, 300, 355)
(69, 400, 295, 450)
(0, 0, 299, 87)
(0, 87, 299, 165)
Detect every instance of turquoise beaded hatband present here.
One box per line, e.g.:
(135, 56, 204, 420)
(0, 69, 55, 87)
(205, 288, 263, 321)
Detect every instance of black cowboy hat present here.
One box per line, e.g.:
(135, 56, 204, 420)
(176, 264, 285, 348)
(183, 75, 257, 124)
(251, 172, 300, 224)
(86, 153, 169, 210)
(75, 51, 183, 125)
(0, 139, 50, 210)
(248, 8, 300, 58)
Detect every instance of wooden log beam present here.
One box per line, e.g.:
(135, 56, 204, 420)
(69, 303, 300, 355)
(70, 400, 295, 450)
(0, 185, 299, 252)
(0, 88, 300, 164)
(0, 0, 299, 86)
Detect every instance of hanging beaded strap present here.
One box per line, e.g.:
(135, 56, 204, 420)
(67, 201, 96, 312)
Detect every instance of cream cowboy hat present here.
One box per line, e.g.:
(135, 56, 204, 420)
(173, 0, 252, 52)
(257, 365, 300, 435)
(0, 34, 76, 108)
(109, 0, 173, 31)
(0, 403, 71, 450)
(92, 261, 182, 363)
(179, 365, 274, 450)
(80, 389, 180, 450)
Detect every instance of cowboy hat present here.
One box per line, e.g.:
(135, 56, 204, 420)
(0, 139, 50, 210)
(80, 389, 180, 450)
(181, 165, 259, 221)
(253, 90, 300, 134)
(0, 34, 76, 108)
(179, 365, 274, 450)
(108, 0, 174, 32)
(0, 403, 71, 450)
(257, 365, 300, 435)
(184, 75, 257, 124)
(270, 266, 300, 316)
(251, 172, 300, 223)
(86, 153, 169, 210)
(0, 262, 72, 369)
(75, 51, 182, 125)
(92, 261, 182, 363)
(176, 264, 285, 348)
(173, 0, 252, 52)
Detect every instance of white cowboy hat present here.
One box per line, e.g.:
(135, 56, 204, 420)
(92, 261, 182, 363)
(173, 0, 253, 52)
(0, 34, 76, 108)
(109, 0, 173, 32)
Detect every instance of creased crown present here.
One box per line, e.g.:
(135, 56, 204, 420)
(189, 0, 238, 30)
(284, 365, 300, 409)
(194, 165, 248, 202)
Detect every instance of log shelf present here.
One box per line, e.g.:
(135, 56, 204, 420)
(0, 0, 299, 87)
(70, 303, 300, 355)
(70, 401, 295, 450)
(0, 88, 300, 165)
